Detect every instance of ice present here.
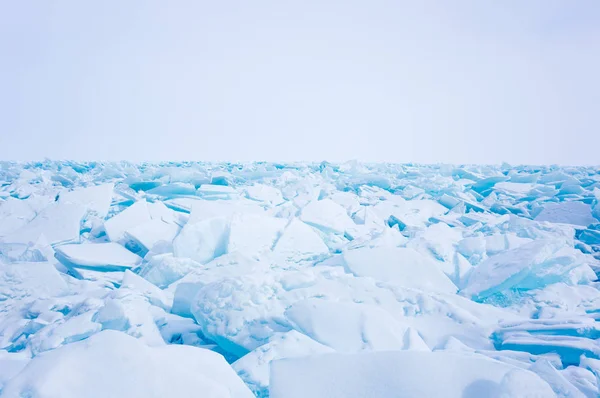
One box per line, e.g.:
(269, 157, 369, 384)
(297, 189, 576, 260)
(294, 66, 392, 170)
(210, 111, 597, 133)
(285, 298, 406, 352)
(269, 351, 555, 398)
(173, 216, 230, 264)
(197, 184, 239, 200)
(174, 253, 271, 319)
(139, 253, 201, 288)
(2, 203, 85, 245)
(104, 200, 152, 242)
(58, 183, 114, 219)
(535, 202, 597, 227)
(232, 330, 333, 397)
(55, 242, 142, 271)
(94, 291, 166, 346)
(121, 270, 171, 310)
(402, 327, 431, 351)
(372, 197, 448, 230)
(227, 213, 287, 258)
(124, 219, 180, 252)
(561, 365, 599, 398)
(300, 199, 356, 234)
(0, 261, 68, 301)
(146, 182, 197, 197)
(2, 161, 600, 395)
(244, 184, 285, 205)
(272, 218, 329, 261)
(0, 197, 39, 238)
(462, 239, 593, 301)
(188, 199, 265, 224)
(0, 330, 254, 398)
(0, 350, 28, 392)
(342, 247, 458, 294)
(26, 311, 102, 355)
(530, 359, 586, 398)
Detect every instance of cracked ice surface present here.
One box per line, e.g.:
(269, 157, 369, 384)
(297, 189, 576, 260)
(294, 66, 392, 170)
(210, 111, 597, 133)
(1, 161, 600, 397)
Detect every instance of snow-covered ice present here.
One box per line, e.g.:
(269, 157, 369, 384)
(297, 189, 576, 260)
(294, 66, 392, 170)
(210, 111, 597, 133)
(1, 161, 600, 397)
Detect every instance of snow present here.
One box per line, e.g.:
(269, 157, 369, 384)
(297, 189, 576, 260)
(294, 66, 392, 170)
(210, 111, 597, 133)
(1, 161, 600, 397)
(269, 351, 555, 398)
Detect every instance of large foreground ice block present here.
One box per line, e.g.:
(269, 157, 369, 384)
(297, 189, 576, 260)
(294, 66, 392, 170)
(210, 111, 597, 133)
(462, 239, 593, 300)
(55, 242, 142, 271)
(342, 247, 457, 294)
(269, 351, 555, 398)
(0, 330, 254, 398)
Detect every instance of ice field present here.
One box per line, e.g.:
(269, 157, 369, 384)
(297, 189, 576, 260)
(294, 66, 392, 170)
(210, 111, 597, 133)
(1, 160, 600, 397)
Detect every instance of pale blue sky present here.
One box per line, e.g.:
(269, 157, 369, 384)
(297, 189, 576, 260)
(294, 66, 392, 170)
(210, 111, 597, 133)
(1, 1, 599, 164)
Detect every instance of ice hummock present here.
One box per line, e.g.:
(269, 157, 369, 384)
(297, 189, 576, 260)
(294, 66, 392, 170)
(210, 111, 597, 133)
(1, 161, 600, 397)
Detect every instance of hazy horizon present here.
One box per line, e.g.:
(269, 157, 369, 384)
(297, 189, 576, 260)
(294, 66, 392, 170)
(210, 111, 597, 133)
(1, 1, 599, 165)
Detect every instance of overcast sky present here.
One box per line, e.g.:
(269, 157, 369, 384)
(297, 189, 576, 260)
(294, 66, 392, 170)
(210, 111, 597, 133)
(1, 1, 599, 164)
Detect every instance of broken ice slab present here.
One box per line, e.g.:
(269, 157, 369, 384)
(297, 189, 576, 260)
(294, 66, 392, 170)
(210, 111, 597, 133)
(104, 200, 152, 242)
(0, 261, 68, 301)
(187, 199, 265, 224)
(493, 318, 600, 340)
(145, 182, 198, 197)
(461, 239, 593, 301)
(495, 332, 600, 367)
(244, 183, 285, 205)
(2, 203, 86, 246)
(57, 183, 114, 219)
(342, 246, 457, 294)
(493, 318, 600, 366)
(300, 199, 356, 235)
(535, 201, 597, 227)
(272, 218, 329, 261)
(285, 298, 407, 353)
(232, 330, 334, 397)
(55, 242, 142, 271)
(124, 219, 180, 253)
(197, 184, 239, 200)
